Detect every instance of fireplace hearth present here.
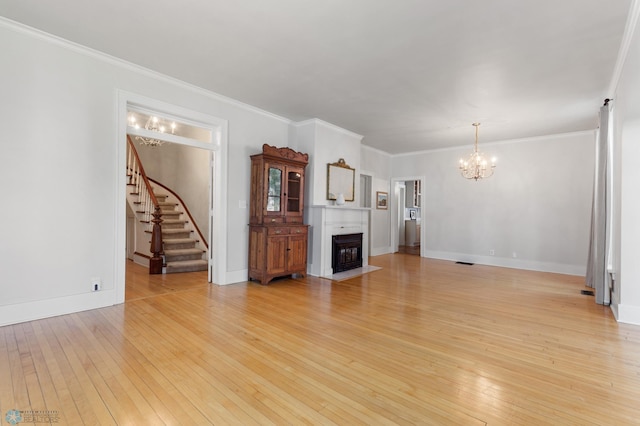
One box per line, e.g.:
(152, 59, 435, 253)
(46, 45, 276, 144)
(332, 233, 363, 273)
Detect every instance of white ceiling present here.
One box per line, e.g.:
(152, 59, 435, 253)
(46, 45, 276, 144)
(0, 0, 631, 154)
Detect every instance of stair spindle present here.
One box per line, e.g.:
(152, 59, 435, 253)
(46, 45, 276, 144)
(126, 135, 163, 274)
(144, 190, 151, 229)
(127, 145, 133, 184)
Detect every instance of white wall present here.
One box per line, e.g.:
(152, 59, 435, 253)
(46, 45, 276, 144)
(295, 119, 363, 206)
(291, 121, 318, 203)
(370, 177, 392, 254)
(137, 142, 210, 240)
(0, 20, 290, 325)
(611, 6, 640, 324)
(391, 132, 595, 275)
(361, 145, 393, 255)
(361, 144, 392, 181)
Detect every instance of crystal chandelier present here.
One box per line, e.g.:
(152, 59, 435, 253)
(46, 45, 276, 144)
(458, 122, 496, 181)
(128, 114, 176, 147)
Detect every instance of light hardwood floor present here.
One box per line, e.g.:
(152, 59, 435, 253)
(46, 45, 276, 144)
(2, 255, 639, 425)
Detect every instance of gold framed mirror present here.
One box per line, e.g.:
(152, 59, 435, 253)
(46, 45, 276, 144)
(327, 159, 355, 201)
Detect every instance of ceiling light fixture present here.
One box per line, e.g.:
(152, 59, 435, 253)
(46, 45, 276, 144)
(128, 114, 176, 147)
(458, 122, 496, 181)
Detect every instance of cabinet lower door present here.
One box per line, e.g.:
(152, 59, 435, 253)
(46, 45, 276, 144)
(266, 235, 288, 275)
(288, 234, 308, 272)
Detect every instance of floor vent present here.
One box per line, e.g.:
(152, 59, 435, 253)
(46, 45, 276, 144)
(580, 290, 595, 296)
(455, 261, 474, 266)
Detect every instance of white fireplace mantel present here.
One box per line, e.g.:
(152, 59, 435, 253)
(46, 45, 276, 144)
(305, 205, 370, 278)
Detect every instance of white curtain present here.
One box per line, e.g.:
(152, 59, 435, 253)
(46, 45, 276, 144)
(586, 102, 613, 305)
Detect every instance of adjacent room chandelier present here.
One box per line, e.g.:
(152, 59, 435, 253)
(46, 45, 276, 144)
(458, 122, 496, 181)
(128, 114, 176, 147)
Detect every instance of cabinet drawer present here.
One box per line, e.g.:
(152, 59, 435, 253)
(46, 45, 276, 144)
(289, 226, 308, 235)
(265, 217, 284, 224)
(286, 216, 303, 223)
(268, 227, 289, 235)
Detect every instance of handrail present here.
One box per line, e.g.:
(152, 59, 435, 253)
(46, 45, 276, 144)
(127, 135, 163, 274)
(148, 177, 209, 249)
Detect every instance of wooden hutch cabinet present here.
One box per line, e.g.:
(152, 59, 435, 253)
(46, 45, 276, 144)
(248, 144, 309, 285)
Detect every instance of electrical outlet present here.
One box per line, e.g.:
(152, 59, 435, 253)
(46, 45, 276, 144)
(91, 277, 102, 291)
(512, 252, 517, 258)
(489, 249, 495, 256)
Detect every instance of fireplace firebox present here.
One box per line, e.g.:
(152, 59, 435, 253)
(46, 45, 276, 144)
(332, 233, 363, 273)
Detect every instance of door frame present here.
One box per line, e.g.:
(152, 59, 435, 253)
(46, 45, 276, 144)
(359, 171, 373, 256)
(390, 176, 425, 257)
(115, 91, 229, 303)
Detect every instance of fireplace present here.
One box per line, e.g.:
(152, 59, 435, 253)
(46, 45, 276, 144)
(306, 206, 369, 278)
(332, 233, 363, 273)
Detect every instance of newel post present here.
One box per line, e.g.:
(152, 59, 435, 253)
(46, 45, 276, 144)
(149, 206, 163, 274)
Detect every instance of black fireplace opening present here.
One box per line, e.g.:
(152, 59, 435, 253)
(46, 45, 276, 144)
(332, 233, 363, 273)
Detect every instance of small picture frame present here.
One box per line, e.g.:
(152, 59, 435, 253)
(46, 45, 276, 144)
(409, 209, 417, 220)
(376, 191, 388, 209)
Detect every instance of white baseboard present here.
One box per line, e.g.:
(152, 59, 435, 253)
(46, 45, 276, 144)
(615, 303, 640, 325)
(424, 250, 586, 276)
(610, 302, 620, 321)
(370, 246, 393, 257)
(0, 268, 251, 326)
(132, 253, 150, 267)
(0, 290, 119, 327)
(222, 269, 249, 285)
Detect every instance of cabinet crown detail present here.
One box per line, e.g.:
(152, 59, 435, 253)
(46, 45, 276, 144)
(261, 144, 309, 164)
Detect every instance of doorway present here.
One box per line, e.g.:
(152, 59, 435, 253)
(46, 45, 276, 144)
(115, 91, 228, 304)
(391, 176, 425, 257)
(125, 138, 212, 280)
(360, 173, 373, 256)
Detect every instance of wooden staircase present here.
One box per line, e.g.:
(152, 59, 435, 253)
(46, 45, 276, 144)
(153, 192, 208, 274)
(127, 135, 208, 275)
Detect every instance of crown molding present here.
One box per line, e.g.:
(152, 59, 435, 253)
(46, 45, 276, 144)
(390, 129, 596, 158)
(292, 118, 363, 141)
(360, 143, 392, 157)
(607, 0, 640, 96)
(0, 16, 292, 125)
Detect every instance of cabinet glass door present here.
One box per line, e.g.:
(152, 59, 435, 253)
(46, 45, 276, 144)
(286, 169, 303, 213)
(267, 167, 282, 212)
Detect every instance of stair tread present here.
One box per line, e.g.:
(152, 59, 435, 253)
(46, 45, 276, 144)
(146, 229, 193, 235)
(164, 248, 205, 255)
(165, 260, 209, 274)
(162, 229, 192, 234)
(166, 260, 208, 267)
(163, 238, 200, 243)
(165, 259, 208, 273)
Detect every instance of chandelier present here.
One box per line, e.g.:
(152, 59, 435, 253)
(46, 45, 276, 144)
(128, 114, 176, 147)
(458, 122, 496, 180)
